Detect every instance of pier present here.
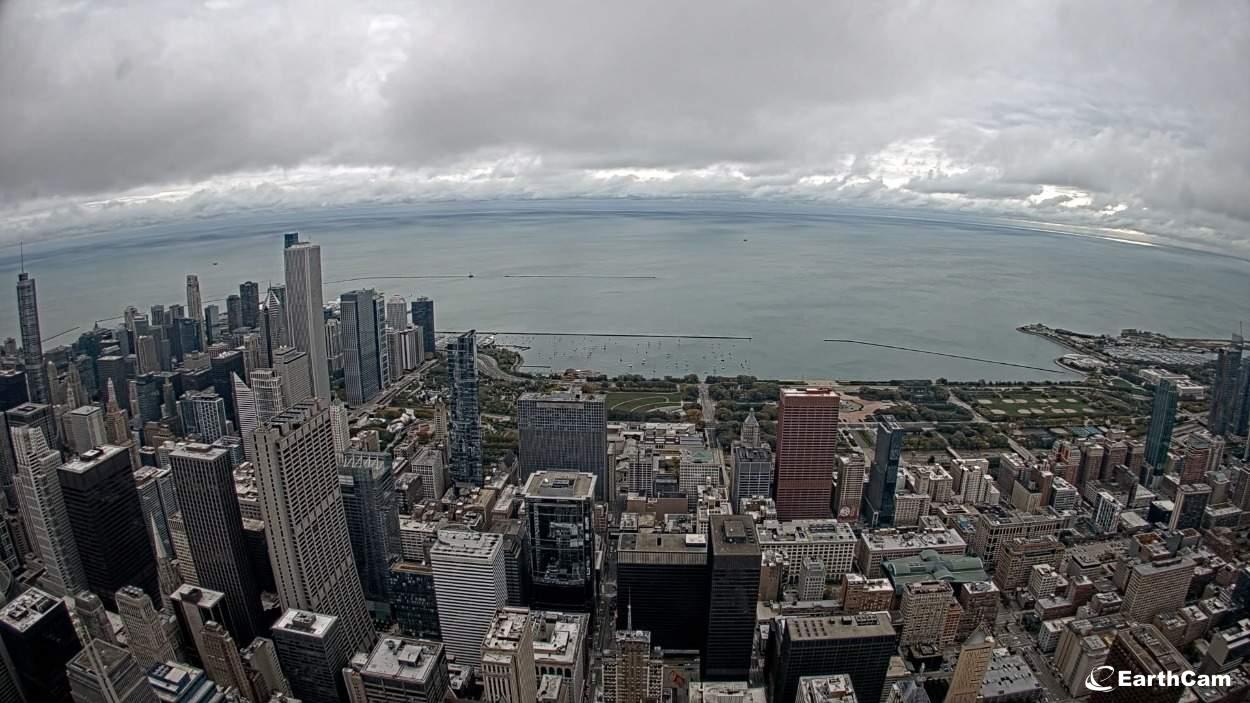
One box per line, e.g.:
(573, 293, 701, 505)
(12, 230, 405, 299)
(823, 338, 1065, 374)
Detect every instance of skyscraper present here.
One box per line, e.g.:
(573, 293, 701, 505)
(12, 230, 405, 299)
(263, 287, 288, 362)
(240, 281, 261, 329)
(482, 608, 538, 703)
(272, 346, 313, 407)
(58, 445, 159, 609)
(16, 272, 48, 404)
(775, 387, 839, 520)
(0, 588, 82, 703)
(344, 636, 450, 703)
(11, 426, 88, 596)
(947, 632, 995, 703)
(249, 368, 285, 422)
(340, 289, 389, 405)
(339, 449, 400, 604)
(177, 389, 229, 443)
(410, 298, 435, 359)
(1145, 379, 1178, 471)
(1089, 625, 1188, 703)
(271, 609, 352, 703)
(522, 471, 597, 612)
(430, 529, 507, 666)
(146, 662, 224, 703)
(1208, 338, 1243, 436)
(704, 515, 761, 680)
(731, 443, 773, 506)
(198, 621, 253, 697)
(766, 613, 898, 703)
(115, 585, 180, 671)
(186, 274, 205, 346)
(283, 238, 331, 400)
(65, 405, 108, 454)
(231, 372, 258, 461)
(66, 639, 158, 703)
(448, 330, 483, 485)
(385, 294, 408, 330)
(863, 416, 903, 528)
(169, 443, 265, 644)
(616, 531, 708, 652)
(517, 391, 608, 497)
(253, 401, 374, 654)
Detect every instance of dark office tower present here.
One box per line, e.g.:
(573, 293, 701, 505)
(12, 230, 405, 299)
(517, 391, 608, 498)
(66, 639, 156, 703)
(283, 231, 300, 248)
(1232, 360, 1250, 436)
(1209, 338, 1244, 436)
(705, 515, 761, 680)
(410, 298, 435, 359)
(1089, 625, 1186, 703)
(340, 289, 389, 405)
(170, 584, 229, 666)
(254, 402, 375, 654)
(169, 444, 265, 644)
(6, 401, 57, 454)
(132, 374, 165, 428)
(225, 294, 243, 332)
(766, 613, 898, 703)
(863, 415, 903, 528)
(388, 562, 441, 639)
(271, 609, 352, 703)
(240, 281, 261, 329)
(775, 387, 839, 520)
(616, 532, 709, 651)
(0, 588, 82, 703)
(284, 239, 331, 401)
(0, 370, 27, 412)
(96, 355, 129, 412)
(178, 389, 229, 443)
(171, 317, 202, 361)
(58, 446, 158, 609)
(1145, 379, 1179, 471)
(448, 330, 483, 485)
(208, 350, 246, 419)
(523, 471, 597, 612)
(339, 449, 400, 604)
(16, 272, 48, 404)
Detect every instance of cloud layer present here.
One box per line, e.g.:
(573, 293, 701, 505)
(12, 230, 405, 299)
(2, 1, 1248, 252)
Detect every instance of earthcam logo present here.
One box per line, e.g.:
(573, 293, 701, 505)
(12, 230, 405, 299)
(1085, 665, 1231, 691)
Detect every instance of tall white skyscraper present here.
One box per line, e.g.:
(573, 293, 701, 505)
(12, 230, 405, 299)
(231, 373, 258, 462)
(385, 295, 408, 331)
(11, 426, 88, 596)
(186, 274, 205, 346)
(329, 402, 350, 462)
(272, 346, 313, 408)
(253, 400, 374, 654)
(282, 238, 331, 401)
(249, 369, 285, 422)
(430, 529, 506, 666)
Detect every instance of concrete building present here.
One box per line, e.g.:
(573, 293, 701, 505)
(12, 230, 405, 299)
(271, 609, 352, 703)
(523, 471, 597, 612)
(1122, 557, 1195, 623)
(757, 519, 856, 585)
(11, 425, 87, 595)
(970, 508, 1061, 570)
(775, 388, 839, 520)
(199, 621, 252, 697)
(272, 346, 313, 408)
(1090, 625, 1188, 703)
(602, 630, 663, 703)
(518, 391, 608, 498)
(115, 585, 179, 671)
(993, 536, 1063, 591)
(832, 454, 865, 523)
(430, 529, 507, 666)
(899, 580, 955, 647)
(532, 611, 589, 702)
(344, 636, 450, 703)
(283, 237, 331, 400)
(65, 405, 108, 454)
(947, 632, 994, 703)
(254, 401, 375, 654)
(855, 528, 967, 578)
(797, 675, 858, 703)
(66, 639, 157, 703)
(840, 573, 894, 614)
(482, 607, 538, 703)
(146, 662, 224, 703)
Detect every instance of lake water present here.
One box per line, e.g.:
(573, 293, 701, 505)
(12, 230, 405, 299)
(3, 199, 1248, 382)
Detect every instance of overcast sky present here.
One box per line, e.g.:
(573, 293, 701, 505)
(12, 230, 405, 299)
(1, 1, 1247, 253)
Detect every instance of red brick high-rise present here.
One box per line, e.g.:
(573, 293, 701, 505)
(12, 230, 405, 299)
(774, 387, 839, 520)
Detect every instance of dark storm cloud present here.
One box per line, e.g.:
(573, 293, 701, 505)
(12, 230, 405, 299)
(0, 0, 1247, 252)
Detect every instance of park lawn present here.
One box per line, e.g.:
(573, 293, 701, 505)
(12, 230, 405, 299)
(607, 391, 685, 414)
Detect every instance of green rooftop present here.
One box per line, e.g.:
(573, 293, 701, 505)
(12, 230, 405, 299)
(881, 549, 988, 592)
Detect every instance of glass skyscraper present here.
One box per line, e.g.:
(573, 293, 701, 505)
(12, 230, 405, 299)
(448, 330, 482, 485)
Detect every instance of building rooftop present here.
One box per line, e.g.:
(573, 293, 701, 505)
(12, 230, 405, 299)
(861, 528, 966, 552)
(272, 609, 337, 638)
(980, 650, 1042, 700)
(522, 471, 596, 500)
(147, 662, 211, 697)
(711, 515, 760, 555)
(519, 390, 605, 403)
(798, 674, 858, 703)
(483, 608, 533, 656)
(430, 529, 503, 559)
(356, 636, 443, 682)
(60, 444, 127, 474)
(0, 588, 60, 632)
(172, 584, 225, 609)
(169, 442, 231, 462)
(532, 611, 587, 666)
(618, 531, 709, 558)
(785, 612, 895, 641)
(758, 519, 857, 545)
(690, 682, 769, 703)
